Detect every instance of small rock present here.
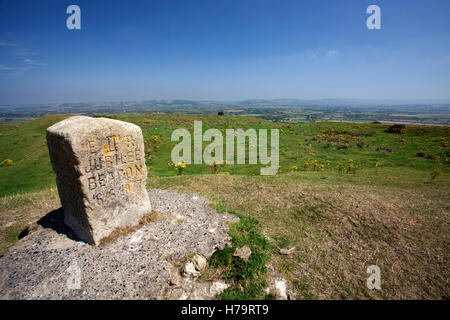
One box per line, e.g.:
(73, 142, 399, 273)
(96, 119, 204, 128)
(182, 254, 207, 279)
(169, 269, 180, 286)
(178, 292, 189, 300)
(264, 277, 289, 300)
(209, 281, 229, 296)
(265, 263, 275, 274)
(191, 254, 207, 272)
(279, 247, 296, 255)
(182, 262, 199, 278)
(274, 278, 288, 300)
(233, 245, 252, 261)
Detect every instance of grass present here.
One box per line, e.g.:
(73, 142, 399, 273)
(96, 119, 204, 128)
(0, 188, 60, 254)
(148, 173, 449, 299)
(206, 207, 270, 300)
(98, 210, 165, 247)
(1, 113, 448, 197)
(0, 113, 449, 299)
(0, 115, 73, 196)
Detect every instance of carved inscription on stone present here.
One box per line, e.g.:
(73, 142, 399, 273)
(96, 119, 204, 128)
(47, 116, 152, 245)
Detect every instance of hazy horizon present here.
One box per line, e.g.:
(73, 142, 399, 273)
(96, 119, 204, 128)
(1, 0, 450, 105)
(2, 97, 450, 108)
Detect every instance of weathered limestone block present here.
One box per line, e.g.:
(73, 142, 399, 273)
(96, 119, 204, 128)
(46, 116, 151, 245)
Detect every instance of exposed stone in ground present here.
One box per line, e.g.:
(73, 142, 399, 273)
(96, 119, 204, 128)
(181, 254, 207, 280)
(0, 189, 239, 300)
(279, 247, 296, 255)
(263, 277, 289, 300)
(163, 280, 230, 300)
(264, 263, 296, 300)
(233, 245, 252, 261)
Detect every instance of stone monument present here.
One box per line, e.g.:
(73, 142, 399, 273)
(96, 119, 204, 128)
(46, 116, 152, 245)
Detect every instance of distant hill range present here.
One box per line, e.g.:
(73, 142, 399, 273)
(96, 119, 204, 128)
(1, 98, 449, 125)
(234, 98, 450, 107)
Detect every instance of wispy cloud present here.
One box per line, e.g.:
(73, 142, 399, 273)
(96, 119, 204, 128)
(10, 59, 47, 75)
(13, 48, 37, 57)
(327, 50, 338, 57)
(0, 64, 15, 71)
(0, 41, 19, 47)
(0, 41, 46, 75)
(22, 58, 46, 66)
(275, 48, 340, 62)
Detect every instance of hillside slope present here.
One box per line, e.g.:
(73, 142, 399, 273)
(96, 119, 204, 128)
(0, 114, 449, 299)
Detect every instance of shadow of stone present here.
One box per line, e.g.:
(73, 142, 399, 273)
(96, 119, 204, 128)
(36, 207, 81, 242)
(18, 227, 29, 240)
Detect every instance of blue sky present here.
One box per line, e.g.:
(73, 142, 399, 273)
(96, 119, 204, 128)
(0, 0, 449, 104)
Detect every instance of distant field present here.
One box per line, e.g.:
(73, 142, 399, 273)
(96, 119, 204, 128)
(0, 114, 449, 299)
(0, 117, 37, 124)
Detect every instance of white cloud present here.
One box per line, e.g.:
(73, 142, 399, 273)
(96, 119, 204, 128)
(0, 40, 46, 75)
(22, 58, 46, 66)
(13, 48, 36, 57)
(0, 41, 19, 47)
(0, 64, 15, 71)
(327, 50, 338, 57)
(11, 66, 34, 75)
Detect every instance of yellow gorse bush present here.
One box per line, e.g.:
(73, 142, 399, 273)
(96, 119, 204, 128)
(374, 161, 381, 174)
(430, 167, 442, 181)
(174, 162, 186, 169)
(337, 162, 343, 174)
(210, 161, 223, 174)
(0, 159, 13, 167)
(347, 159, 360, 174)
(174, 162, 186, 175)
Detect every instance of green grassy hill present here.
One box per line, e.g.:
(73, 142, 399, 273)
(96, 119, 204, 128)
(1, 113, 448, 196)
(0, 114, 449, 299)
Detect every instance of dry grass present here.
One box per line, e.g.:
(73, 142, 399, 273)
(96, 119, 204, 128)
(0, 191, 169, 252)
(1, 172, 448, 299)
(0, 188, 60, 255)
(99, 210, 166, 247)
(149, 173, 450, 299)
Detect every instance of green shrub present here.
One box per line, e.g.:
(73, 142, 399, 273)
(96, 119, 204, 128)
(385, 124, 406, 134)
